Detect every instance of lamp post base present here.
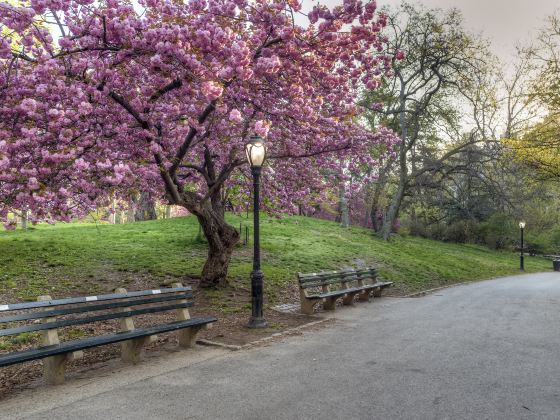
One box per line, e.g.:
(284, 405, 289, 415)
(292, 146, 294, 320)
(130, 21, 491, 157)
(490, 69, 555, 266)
(520, 255, 525, 271)
(246, 269, 267, 329)
(246, 317, 268, 329)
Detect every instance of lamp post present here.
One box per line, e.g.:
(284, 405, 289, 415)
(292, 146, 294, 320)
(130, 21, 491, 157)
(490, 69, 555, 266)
(245, 135, 268, 329)
(519, 221, 526, 271)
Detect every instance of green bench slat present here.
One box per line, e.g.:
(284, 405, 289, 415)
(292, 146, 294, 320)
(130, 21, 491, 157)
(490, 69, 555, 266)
(306, 282, 393, 299)
(0, 302, 194, 337)
(0, 293, 192, 324)
(0, 287, 191, 312)
(298, 269, 376, 284)
(0, 317, 217, 368)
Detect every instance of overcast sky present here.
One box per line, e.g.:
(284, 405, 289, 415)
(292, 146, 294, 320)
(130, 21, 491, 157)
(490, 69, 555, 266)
(314, 0, 560, 61)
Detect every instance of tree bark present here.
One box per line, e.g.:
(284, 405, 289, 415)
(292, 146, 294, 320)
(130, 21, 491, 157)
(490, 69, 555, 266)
(369, 160, 393, 233)
(381, 180, 406, 240)
(381, 87, 408, 241)
(127, 203, 135, 223)
(338, 183, 349, 228)
(21, 209, 28, 230)
(134, 192, 157, 221)
(191, 200, 240, 288)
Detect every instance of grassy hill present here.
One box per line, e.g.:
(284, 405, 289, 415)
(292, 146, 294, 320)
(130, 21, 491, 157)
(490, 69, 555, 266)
(0, 214, 550, 303)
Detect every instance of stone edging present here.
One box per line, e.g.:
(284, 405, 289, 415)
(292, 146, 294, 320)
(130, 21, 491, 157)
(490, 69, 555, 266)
(404, 282, 471, 298)
(196, 318, 333, 351)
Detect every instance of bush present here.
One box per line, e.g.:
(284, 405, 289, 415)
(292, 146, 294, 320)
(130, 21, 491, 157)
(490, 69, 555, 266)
(479, 214, 514, 250)
(408, 219, 428, 238)
(442, 220, 481, 243)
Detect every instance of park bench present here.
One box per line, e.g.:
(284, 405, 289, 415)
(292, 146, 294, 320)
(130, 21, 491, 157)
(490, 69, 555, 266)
(0, 283, 216, 385)
(298, 268, 393, 314)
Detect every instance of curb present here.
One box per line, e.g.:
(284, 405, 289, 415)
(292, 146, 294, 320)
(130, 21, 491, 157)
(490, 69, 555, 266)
(196, 339, 244, 351)
(196, 318, 333, 351)
(403, 271, 555, 298)
(404, 282, 470, 298)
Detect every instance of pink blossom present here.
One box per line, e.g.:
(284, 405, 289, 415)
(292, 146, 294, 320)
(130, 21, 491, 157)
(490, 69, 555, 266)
(27, 177, 40, 190)
(201, 81, 223, 100)
(229, 109, 243, 123)
(254, 120, 271, 138)
(3, 221, 17, 231)
(0, 0, 397, 240)
(20, 98, 38, 114)
(287, 0, 301, 11)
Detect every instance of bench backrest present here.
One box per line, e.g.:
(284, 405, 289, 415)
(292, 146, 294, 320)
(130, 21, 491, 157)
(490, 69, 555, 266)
(298, 268, 377, 289)
(0, 286, 193, 338)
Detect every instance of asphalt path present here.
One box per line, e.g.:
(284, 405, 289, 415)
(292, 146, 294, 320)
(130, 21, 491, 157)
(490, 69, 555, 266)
(2, 272, 560, 419)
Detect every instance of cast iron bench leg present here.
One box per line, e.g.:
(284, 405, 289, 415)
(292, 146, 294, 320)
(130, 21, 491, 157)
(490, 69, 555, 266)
(372, 287, 383, 298)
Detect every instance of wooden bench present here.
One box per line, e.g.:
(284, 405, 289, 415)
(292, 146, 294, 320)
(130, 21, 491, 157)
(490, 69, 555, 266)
(0, 283, 216, 385)
(298, 268, 393, 314)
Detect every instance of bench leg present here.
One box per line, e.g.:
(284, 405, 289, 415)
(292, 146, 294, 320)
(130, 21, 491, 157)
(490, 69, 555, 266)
(43, 351, 82, 385)
(342, 293, 356, 306)
(300, 299, 317, 315)
(358, 290, 371, 302)
(43, 354, 68, 385)
(121, 336, 153, 364)
(372, 287, 383, 298)
(323, 297, 337, 311)
(178, 326, 203, 349)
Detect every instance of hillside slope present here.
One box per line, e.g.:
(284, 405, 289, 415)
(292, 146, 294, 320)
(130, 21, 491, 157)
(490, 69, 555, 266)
(0, 215, 549, 301)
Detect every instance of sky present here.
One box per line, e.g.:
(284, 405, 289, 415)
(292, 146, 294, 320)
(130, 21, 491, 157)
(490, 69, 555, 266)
(317, 0, 560, 61)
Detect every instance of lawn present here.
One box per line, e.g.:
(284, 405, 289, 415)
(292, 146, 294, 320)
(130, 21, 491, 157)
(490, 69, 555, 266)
(0, 214, 550, 303)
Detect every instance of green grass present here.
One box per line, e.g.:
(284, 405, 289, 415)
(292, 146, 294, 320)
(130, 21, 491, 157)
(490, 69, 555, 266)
(0, 214, 550, 302)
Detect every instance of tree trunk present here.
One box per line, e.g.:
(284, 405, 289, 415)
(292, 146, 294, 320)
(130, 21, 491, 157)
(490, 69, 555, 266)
(381, 90, 408, 241)
(109, 198, 116, 224)
(127, 201, 135, 223)
(193, 202, 240, 288)
(338, 183, 349, 228)
(134, 192, 157, 221)
(369, 173, 388, 232)
(21, 209, 28, 230)
(381, 180, 406, 241)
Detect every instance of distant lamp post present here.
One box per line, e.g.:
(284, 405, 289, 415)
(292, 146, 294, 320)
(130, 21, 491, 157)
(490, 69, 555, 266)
(519, 221, 526, 271)
(245, 135, 268, 328)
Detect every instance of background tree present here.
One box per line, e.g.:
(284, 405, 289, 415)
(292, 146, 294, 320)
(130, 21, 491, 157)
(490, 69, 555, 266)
(361, 3, 490, 240)
(506, 15, 560, 180)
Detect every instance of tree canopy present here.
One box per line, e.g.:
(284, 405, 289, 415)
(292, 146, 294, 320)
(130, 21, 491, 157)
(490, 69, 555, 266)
(0, 0, 400, 285)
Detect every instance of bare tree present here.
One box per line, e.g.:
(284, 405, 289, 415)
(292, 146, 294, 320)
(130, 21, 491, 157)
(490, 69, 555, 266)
(363, 3, 490, 240)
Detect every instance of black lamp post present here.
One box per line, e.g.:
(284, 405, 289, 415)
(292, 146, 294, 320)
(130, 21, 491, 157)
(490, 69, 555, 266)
(519, 221, 526, 271)
(245, 135, 268, 329)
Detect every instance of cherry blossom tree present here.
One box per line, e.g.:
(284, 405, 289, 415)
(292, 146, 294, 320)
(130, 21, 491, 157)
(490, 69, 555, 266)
(0, 0, 399, 287)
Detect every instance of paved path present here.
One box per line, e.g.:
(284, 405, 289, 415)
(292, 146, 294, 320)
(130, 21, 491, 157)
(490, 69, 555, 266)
(2, 272, 560, 419)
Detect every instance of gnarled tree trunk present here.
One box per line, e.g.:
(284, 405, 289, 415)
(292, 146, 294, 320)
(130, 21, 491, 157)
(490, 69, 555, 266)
(183, 191, 240, 288)
(197, 212, 239, 288)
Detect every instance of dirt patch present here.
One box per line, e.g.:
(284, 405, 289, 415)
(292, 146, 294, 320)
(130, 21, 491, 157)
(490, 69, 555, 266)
(0, 278, 320, 400)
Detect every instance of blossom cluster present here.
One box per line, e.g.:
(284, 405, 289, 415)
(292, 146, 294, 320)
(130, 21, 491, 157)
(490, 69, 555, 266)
(0, 0, 400, 227)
